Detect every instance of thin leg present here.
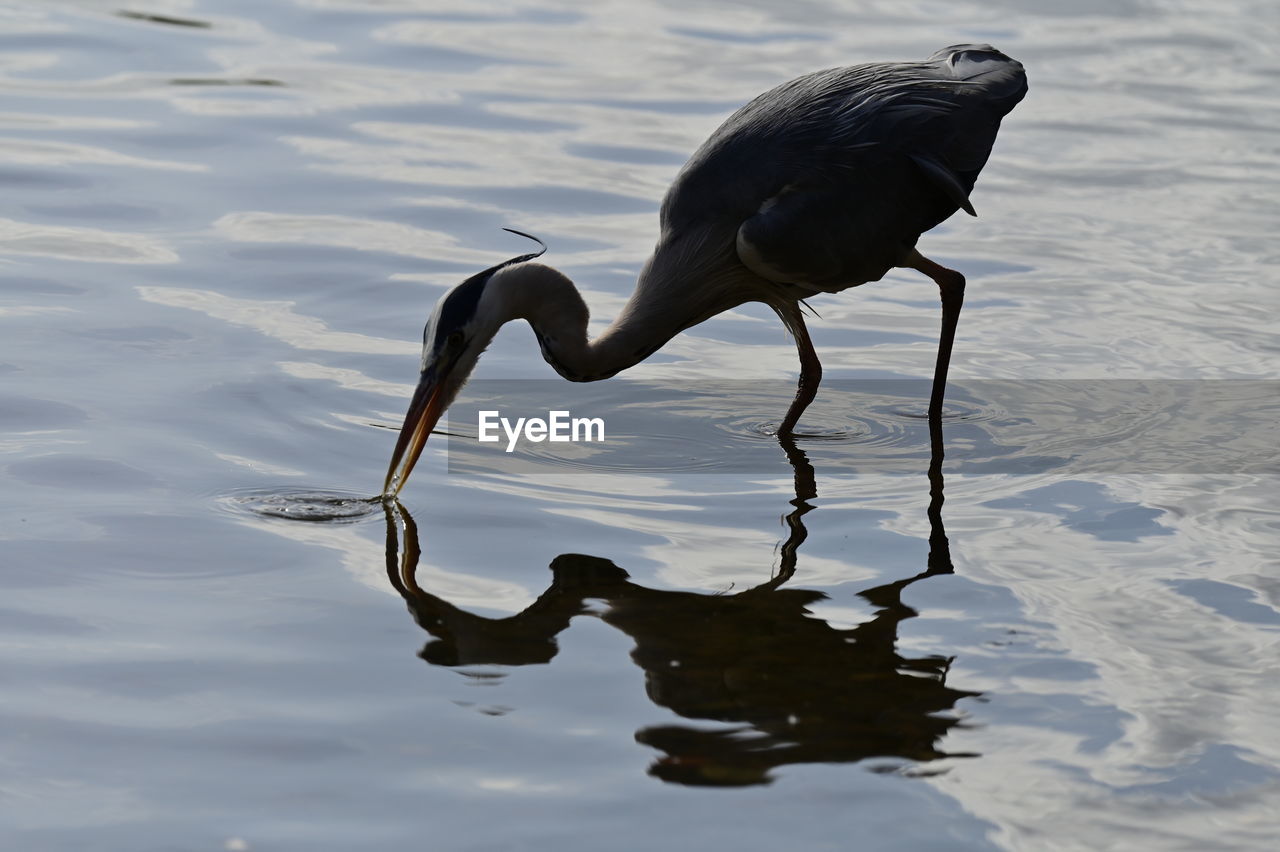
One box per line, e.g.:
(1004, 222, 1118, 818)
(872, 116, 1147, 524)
(777, 306, 822, 437)
(925, 394, 953, 575)
(904, 249, 966, 421)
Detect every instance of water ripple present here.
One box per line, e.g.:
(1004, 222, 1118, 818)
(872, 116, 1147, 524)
(217, 488, 382, 524)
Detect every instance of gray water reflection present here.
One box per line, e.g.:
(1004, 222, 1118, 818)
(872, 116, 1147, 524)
(389, 432, 974, 786)
(3, 1, 1279, 850)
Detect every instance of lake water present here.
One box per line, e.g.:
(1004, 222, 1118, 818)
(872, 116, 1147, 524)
(2, 1, 1278, 850)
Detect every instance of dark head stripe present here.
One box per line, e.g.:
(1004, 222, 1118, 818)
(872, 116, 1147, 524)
(426, 232, 548, 347)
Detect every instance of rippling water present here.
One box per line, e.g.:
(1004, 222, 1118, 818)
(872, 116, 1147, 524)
(2, 1, 1277, 850)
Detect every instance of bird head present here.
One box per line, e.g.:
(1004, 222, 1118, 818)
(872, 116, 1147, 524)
(382, 232, 546, 498)
(931, 44, 1027, 108)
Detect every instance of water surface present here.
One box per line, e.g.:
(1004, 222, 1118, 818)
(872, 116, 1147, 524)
(1, 1, 1278, 850)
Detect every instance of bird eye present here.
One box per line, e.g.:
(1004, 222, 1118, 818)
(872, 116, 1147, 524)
(446, 331, 465, 349)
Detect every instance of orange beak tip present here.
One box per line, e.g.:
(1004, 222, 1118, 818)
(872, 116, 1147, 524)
(382, 374, 447, 499)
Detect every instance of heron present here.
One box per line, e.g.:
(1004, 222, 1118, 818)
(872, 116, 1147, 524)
(383, 44, 1027, 497)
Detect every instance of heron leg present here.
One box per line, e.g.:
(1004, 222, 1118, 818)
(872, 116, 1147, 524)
(778, 307, 822, 437)
(904, 249, 965, 421)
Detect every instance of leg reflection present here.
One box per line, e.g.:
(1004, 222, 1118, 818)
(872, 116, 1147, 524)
(383, 426, 977, 786)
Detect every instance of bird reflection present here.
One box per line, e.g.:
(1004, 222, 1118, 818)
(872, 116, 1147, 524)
(384, 423, 976, 786)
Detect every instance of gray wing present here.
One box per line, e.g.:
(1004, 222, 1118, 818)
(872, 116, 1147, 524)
(666, 45, 1027, 294)
(735, 158, 952, 291)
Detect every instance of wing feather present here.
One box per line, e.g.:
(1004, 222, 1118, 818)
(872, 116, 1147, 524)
(661, 45, 1026, 294)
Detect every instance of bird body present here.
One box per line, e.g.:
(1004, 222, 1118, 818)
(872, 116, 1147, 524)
(666, 46, 1024, 290)
(383, 45, 1026, 496)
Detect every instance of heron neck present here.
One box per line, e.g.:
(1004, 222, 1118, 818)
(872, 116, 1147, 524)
(485, 262, 684, 382)
(486, 249, 764, 381)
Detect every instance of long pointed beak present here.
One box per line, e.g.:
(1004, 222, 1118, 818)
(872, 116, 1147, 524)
(382, 368, 447, 499)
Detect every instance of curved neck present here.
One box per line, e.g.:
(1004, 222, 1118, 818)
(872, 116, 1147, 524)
(485, 258, 757, 382)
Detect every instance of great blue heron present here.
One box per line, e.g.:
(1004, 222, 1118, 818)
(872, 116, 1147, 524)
(384, 44, 1027, 497)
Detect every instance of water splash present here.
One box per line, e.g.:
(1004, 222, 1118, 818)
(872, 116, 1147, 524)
(217, 488, 382, 524)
